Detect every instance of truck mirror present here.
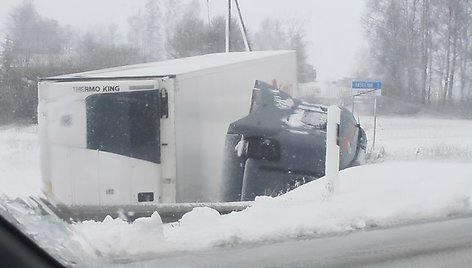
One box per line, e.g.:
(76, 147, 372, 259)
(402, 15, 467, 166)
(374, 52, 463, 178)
(160, 88, 169, 119)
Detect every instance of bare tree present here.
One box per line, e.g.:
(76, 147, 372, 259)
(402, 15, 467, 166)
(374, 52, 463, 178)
(0, 1, 66, 123)
(166, 5, 245, 59)
(0, 1, 146, 124)
(252, 18, 313, 82)
(128, 0, 163, 61)
(363, 0, 472, 115)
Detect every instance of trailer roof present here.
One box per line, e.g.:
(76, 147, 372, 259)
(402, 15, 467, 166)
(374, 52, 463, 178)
(43, 51, 294, 81)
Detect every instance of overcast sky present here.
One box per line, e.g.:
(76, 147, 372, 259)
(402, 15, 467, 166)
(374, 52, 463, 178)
(0, 0, 367, 81)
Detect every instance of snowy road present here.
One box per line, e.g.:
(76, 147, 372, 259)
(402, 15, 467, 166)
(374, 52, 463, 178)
(117, 216, 472, 268)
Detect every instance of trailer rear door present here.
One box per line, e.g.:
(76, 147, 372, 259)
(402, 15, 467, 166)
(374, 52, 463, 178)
(40, 79, 174, 206)
(85, 89, 161, 205)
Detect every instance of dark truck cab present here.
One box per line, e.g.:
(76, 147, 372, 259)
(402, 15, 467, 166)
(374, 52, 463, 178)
(221, 81, 367, 201)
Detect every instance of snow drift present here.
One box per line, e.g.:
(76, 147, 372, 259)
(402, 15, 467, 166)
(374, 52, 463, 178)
(73, 161, 472, 257)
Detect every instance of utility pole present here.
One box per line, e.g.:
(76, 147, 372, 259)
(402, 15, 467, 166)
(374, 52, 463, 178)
(224, 0, 251, 53)
(206, 0, 211, 25)
(234, 0, 251, 51)
(225, 0, 231, 53)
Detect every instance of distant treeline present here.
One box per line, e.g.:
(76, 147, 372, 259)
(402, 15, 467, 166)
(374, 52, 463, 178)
(0, 0, 312, 124)
(362, 0, 472, 116)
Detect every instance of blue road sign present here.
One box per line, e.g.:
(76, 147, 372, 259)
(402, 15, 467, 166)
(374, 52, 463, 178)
(351, 81, 382, 90)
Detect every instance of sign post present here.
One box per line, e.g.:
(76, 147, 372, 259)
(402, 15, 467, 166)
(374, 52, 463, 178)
(351, 80, 382, 151)
(372, 97, 377, 150)
(325, 105, 341, 196)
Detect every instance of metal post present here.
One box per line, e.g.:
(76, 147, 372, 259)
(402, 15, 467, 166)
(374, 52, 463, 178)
(352, 94, 355, 114)
(234, 0, 251, 52)
(325, 106, 341, 196)
(225, 0, 232, 53)
(372, 97, 377, 151)
(206, 0, 211, 26)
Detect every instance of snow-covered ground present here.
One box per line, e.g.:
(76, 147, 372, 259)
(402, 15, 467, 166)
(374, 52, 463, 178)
(1, 116, 472, 263)
(361, 115, 472, 161)
(71, 162, 472, 259)
(0, 125, 41, 196)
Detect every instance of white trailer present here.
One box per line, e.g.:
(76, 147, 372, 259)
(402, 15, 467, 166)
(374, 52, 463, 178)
(38, 51, 297, 216)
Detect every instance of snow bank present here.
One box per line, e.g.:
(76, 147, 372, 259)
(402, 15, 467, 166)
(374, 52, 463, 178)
(73, 161, 472, 257)
(72, 212, 165, 257)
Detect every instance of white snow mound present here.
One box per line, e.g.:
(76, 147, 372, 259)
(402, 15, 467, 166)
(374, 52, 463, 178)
(73, 211, 164, 256)
(74, 162, 472, 256)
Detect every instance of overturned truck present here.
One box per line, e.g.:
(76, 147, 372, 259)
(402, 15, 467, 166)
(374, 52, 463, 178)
(222, 81, 366, 202)
(37, 51, 365, 221)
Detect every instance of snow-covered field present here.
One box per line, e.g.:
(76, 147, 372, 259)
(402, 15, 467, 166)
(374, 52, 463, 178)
(1, 116, 472, 264)
(361, 115, 472, 161)
(0, 125, 41, 196)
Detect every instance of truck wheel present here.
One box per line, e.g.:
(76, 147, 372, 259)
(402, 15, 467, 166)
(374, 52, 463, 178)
(350, 146, 366, 166)
(350, 127, 367, 167)
(220, 134, 246, 202)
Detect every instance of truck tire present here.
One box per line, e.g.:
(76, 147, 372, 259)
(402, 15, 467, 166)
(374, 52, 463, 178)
(220, 134, 246, 202)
